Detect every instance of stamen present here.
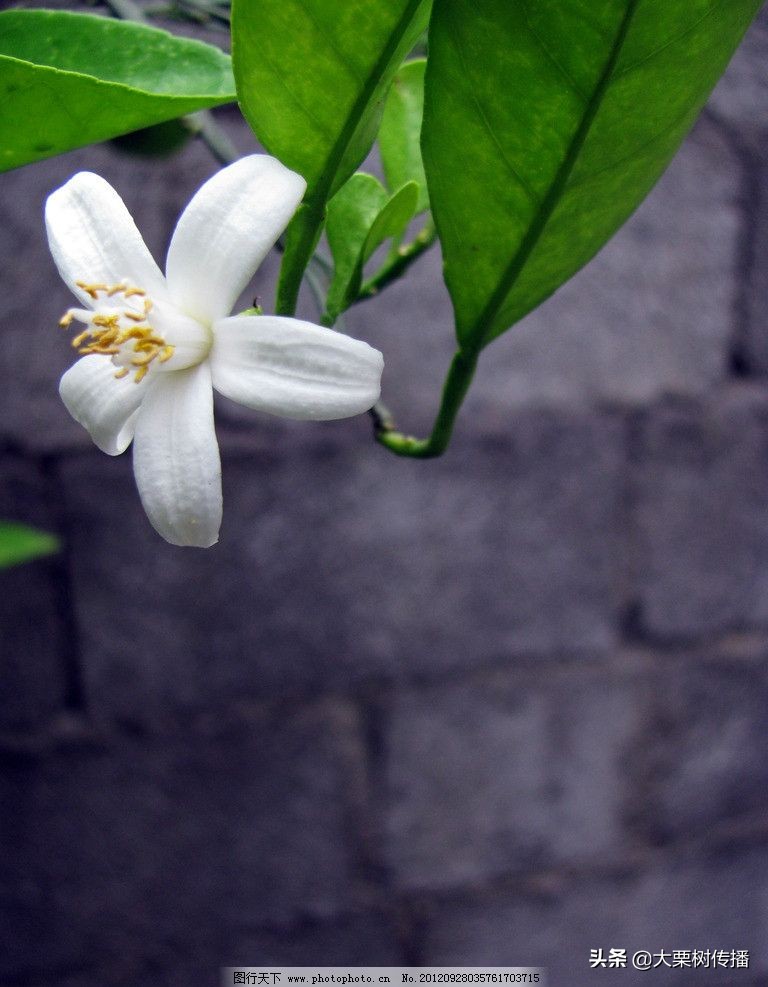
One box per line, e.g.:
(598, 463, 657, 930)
(71, 330, 92, 348)
(58, 281, 174, 383)
(92, 313, 120, 328)
(75, 280, 108, 299)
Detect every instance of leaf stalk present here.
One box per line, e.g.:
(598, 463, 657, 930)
(373, 347, 479, 458)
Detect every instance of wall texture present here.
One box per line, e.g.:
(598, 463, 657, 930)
(2, 4, 768, 985)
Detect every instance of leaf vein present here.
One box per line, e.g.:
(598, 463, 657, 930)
(244, 42, 331, 141)
(297, 1, 364, 85)
(568, 101, 695, 190)
(519, 0, 589, 104)
(445, 26, 542, 209)
(613, 0, 726, 79)
(468, 0, 641, 347)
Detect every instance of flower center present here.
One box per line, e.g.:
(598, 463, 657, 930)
(59, 280, 175, 384)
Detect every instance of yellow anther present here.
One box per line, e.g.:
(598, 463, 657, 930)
(92, 313, 120, 328)
(58, 280, 174, 384)
(71, 330, 91, 349)
(75, 280, 109, 299)
(120, 326, 148, 341)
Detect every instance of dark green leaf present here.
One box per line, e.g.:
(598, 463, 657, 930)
(0, 10, 235, 172)
(325, 173, 418, 321)
(379, 58, 429, 211)
(232, 0, 431, 204)
(423, 0, 763, 349)
(0, 522, 59, 569)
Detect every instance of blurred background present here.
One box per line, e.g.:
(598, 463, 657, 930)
(2, 2, 768, 984)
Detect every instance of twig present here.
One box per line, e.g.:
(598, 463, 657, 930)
(182, 111, 239, 166)
(102, 0, 145, 17)
(358, 217, 437, 301)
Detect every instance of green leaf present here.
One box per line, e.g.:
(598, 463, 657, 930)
(232, 0, 432, 204)
(0, 10, 235, 172)
(326, 174, 389, 321)
(379, 58, 429, 212)
(325, 173, 418, 322)
(365, 181, 419, 261)
(0, 522, 59, 569)
(423, 0, 763, 349)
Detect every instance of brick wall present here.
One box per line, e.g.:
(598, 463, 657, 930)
(1, 6, 768, 985)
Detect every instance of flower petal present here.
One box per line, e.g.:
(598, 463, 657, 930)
(209, 315, 384, 420)
(45, 172, 167, 308)
(144, 296, 213, 373)
(165, 155, 306, 325)
(59, 355, 147, 455)
(132, 363, 221, 548)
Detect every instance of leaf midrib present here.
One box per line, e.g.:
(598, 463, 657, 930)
(304, 0, 428, 206)
(467, 0, 641, 350)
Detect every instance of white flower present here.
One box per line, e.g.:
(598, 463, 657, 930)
(46, 155, 384, 548)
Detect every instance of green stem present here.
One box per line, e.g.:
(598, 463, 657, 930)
(275, 201, 325, 316)
(358, 217, 437, 302)
(374, 348, 479, 458)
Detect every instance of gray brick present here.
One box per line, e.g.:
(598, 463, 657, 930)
(31, 913, 403, 987)
(708, 8, 768, 148)
(742, 155, 768, 376)
(634, 388, 768, 640)
(0, 452, 66, 729)
(637, 659, 768, 842)
(0, 700, 363, 983)
(382, 669, 645, 892)
(58, 408, 624, 723)
(231, 912, 403, 966)
(423, 850, 768, 983)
